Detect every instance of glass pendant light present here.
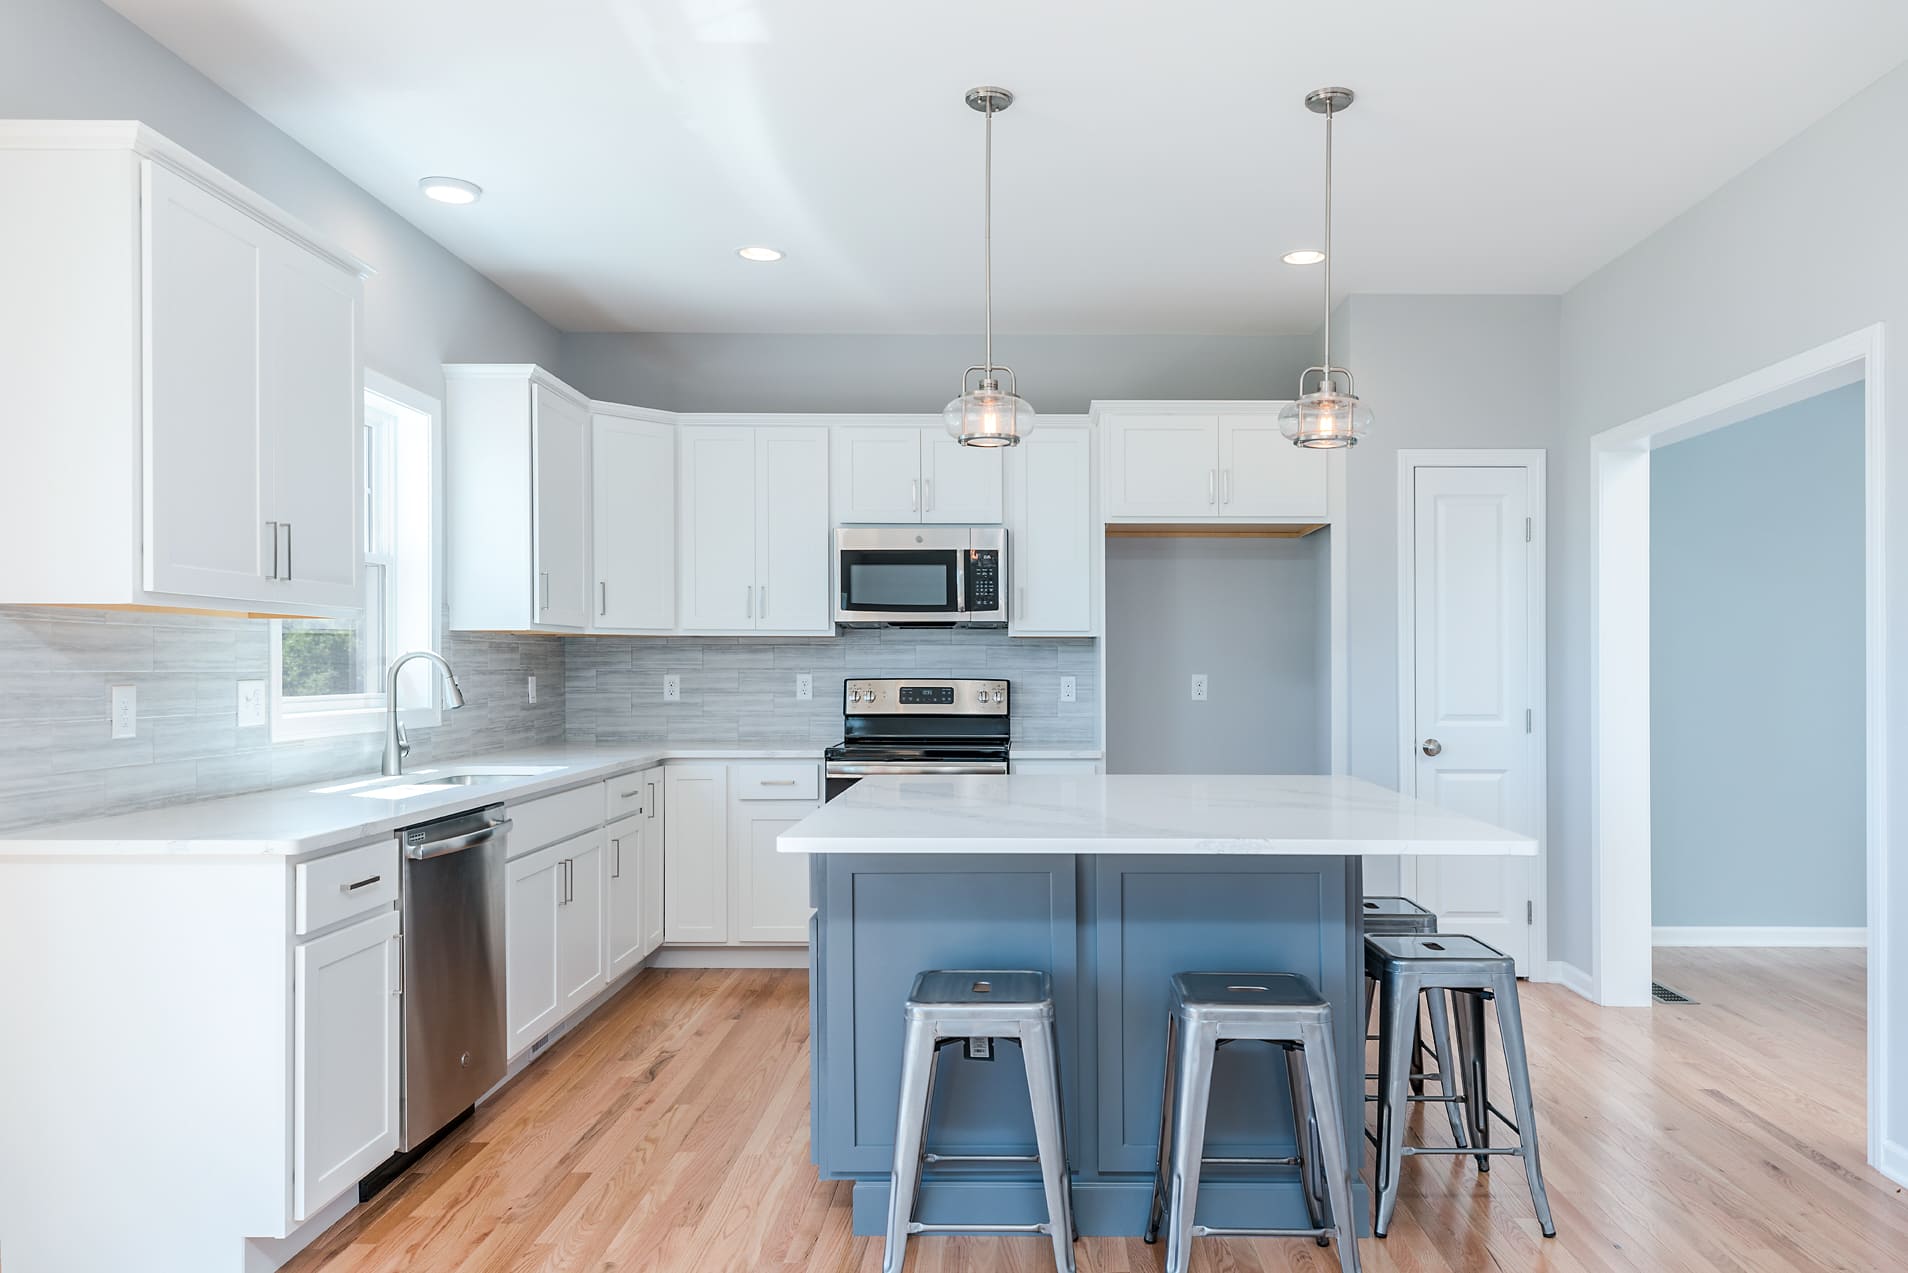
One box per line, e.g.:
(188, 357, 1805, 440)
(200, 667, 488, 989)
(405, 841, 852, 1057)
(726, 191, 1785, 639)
(1279, 87, 1373, 449)
(945, 86, 1035, 447)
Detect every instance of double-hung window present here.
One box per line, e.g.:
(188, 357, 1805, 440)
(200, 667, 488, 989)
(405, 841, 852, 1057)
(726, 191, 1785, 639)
(271, 373, 439, 739)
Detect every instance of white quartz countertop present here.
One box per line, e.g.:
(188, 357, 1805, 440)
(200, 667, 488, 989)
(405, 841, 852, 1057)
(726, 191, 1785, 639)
(0, 743, 821, 859)
(777, 773, 1536, 857)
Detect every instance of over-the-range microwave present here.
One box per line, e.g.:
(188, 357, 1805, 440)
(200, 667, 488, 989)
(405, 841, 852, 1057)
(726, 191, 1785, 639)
(834, 526, 1007, 627)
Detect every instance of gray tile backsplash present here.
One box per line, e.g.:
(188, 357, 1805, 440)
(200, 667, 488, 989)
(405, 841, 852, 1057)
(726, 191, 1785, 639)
(0, 609, 1096, 832)
(563, 628, 1100, 750)
(0, 607, 565, 833)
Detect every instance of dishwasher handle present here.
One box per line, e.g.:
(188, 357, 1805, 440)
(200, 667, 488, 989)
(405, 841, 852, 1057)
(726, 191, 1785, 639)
(404, 818, 512, 860)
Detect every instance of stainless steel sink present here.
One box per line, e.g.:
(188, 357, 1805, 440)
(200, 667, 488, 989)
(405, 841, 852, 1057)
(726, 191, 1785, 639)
(321, 765, 563, 799)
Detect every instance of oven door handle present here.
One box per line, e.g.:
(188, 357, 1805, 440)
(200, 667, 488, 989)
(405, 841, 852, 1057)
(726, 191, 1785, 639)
(826, 762, 1010, 776)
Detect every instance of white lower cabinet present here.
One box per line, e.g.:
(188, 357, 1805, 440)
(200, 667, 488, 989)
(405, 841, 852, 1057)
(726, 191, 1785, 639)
(505, 828, 607, 1059)
(664, 763, 730, 942)
(556, 832, 606, 1017)
(606, 813, 648, 978)
(665, 761, 818, 947)
(293, 907, 400, 1221)
(732, 800, 815, 943)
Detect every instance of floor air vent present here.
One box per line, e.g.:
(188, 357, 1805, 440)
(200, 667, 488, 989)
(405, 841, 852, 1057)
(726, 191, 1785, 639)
(1651, 982, 1696, 1004)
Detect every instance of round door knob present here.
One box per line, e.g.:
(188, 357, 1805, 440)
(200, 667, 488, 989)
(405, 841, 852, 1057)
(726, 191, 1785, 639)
(460, 1051, 472, 1069)
(1421, 738, 1443, 757)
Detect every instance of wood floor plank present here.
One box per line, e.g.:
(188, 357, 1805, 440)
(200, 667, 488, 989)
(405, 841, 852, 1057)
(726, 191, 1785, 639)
(279, 952, 1905, 1273)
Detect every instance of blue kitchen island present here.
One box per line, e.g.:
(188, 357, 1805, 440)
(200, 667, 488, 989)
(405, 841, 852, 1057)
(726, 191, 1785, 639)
(779, 772, 1535, 1236)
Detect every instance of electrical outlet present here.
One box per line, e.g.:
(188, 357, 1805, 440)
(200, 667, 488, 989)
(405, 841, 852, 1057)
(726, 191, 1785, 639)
(663, 674, 681, 703)
(236, 680, 265, 728)
(1190, 673, 1209, 702)
(110, 684, 137, 739)
(1059, 676, 1076, 704)
(527, 674, 537, 704)
(795, 673, 813, 701)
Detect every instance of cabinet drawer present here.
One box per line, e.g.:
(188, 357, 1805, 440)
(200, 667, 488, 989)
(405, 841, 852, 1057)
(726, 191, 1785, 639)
(730, 762, 820, 802)
(604, 770, 653, 823)
(509, 782, 604, 858)
(295, 839, 399, 936)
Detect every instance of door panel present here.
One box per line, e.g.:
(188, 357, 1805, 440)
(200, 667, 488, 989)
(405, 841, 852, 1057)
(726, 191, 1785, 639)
(756, 427, 830, 632)
(505, 843, 562, 1057)
(664, 764, 729, 942)
(922, 434, 1003, 523)
(531, 385, 590, 628)
(678, 427, 757, 629)
(1008, 427, 1093, 634)
(1219, 414, 1328, 520)
(1409, 465, 1535, 968)
(592, 415, 675, 630)
(556, 833, 605, 1015)
(1104, 415, 1218, 517)
(732, 802, 814, 943)
(834, 428, 922, 523)
(641, 768, 666, 955)
(293, 909, 400, 1220)
(606, 814, 646, 978)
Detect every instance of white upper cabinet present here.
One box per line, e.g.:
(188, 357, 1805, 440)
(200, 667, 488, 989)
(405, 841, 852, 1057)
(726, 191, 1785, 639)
(680, 425, 830, 634)
(1006, 423, 1096, 636)
(446, 365, 592, 632)
(834, 425, 1002, 524)
(0, 125, 368, 615)
(591, 411, 675, 632)
(1101, 405, 1328, 521)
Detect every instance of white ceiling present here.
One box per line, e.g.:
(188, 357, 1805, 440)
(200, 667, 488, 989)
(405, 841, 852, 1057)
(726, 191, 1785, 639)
(105, 1, 1908, 334)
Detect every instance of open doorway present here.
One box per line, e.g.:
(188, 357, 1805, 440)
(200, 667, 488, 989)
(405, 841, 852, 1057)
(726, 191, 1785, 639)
(1590, 324, 1890, 1173)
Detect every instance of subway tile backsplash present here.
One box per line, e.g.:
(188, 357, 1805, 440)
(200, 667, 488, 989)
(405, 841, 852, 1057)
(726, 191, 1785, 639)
(0, 609, 1097, 833)
(562, 628, 1100, 750)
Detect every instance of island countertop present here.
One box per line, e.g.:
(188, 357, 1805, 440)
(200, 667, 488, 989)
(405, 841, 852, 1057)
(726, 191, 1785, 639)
(779, 772, 1535, 856)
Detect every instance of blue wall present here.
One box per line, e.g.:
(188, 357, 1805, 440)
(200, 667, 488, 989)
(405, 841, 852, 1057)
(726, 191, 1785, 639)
(1650, 381, 1865, 928)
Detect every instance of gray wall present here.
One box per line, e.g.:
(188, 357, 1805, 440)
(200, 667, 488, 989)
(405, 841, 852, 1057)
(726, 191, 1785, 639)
(564, 630, 1099, 750)
(1649, 384, 1866, 928)
(0, 0, 566, 827)
(558, 332, 1320, 414)
(1105, 536, 1327, 774)
(1557, 62, 1907, 1151)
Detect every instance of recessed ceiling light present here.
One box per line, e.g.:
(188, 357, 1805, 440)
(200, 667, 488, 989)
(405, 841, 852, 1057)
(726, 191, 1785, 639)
(1282, 249, 1326, 265)
(418, 176, 482, 205)
(737, 245, 784, 262)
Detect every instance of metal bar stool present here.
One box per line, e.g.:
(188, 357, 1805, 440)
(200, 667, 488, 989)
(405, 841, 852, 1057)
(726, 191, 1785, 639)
(884, 970, 1075, 1273)
(1365, 934, 1556, 1240)
(1360, 896, 1467, 1147)
(1142, 972, 1362, 1273)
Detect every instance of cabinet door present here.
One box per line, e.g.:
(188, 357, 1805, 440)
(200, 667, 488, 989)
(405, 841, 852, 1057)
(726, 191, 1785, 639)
(592, 414, 675, 630)
(505, 842, 563, 1058)
(1103, 414, 1220, 517)
(1008, 427, 1094, 635)
(556, 831, 606, 1017)
(731, 800, 815, 943)
(756, 427, 831, 633)
(606, 814, 647, 979)
(1219, 413, 1329, 520)
(263, 237, 362, 607)
(678, 427, 758, 630)
(664, 764, 729, 943)
(532, 384, 590, 629)
(293, 908, 400, 1221)
(641, 767, 666, 956)
(833, 427, 923, 523)
(922, 434, 1004, 523)
(142, 162, 273, 602)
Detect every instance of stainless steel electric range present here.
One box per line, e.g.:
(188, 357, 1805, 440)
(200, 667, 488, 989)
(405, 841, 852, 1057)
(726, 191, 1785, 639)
(822, 677, 1010, 801)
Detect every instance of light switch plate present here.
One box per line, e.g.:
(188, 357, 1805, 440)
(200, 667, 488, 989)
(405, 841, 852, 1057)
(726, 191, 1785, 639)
(527, 675, 537, 704)
(663, 674, 681, 702)
(795, 673, 813, 701)
(1059, 676, 1076, 704)
(236, 680, 266, 728)
(110, 684, 136, 739)
(1190, 673, 1209, 702)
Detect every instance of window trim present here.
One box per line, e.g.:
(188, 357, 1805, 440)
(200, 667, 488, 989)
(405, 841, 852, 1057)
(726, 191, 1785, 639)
(270, 369, 444, 742)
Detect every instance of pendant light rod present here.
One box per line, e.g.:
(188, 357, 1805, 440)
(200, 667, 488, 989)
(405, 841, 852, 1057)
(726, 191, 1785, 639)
(1305, 87, 1353, 384)
(967, 86, 1013, 382)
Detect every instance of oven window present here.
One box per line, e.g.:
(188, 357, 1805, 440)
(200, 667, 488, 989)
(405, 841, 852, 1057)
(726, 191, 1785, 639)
(840, 551, 957, 611)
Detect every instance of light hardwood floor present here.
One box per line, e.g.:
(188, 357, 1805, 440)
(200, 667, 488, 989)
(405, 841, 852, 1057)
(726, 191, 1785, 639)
(286, 950, 1903, 1272)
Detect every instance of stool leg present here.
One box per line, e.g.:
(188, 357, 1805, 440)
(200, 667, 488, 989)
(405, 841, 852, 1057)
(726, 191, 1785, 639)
(1281, 1043, 1331, 1246)
(883, 1017, 938, 1273)
(1409, 1008, 1427, 1096)
(1299, 1020, 1363, 1273)
(1373, 968, 1418, 1238)
(1452, 989, 1491, 1172)
(1019, 1017, 1077, 1273)
(1422, 989, 1468, 1149)
(1491, 973, 1556, 1237)
(1143, 1012, 1181, 1245)
(1163, 1019, 1216, 1273)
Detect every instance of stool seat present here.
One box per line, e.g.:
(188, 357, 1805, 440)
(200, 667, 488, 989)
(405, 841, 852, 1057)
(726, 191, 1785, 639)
(907, 969, 1052, 1008)
(1172, 971, 1327, 1013)
(1367, 933, 1506, 962)
(1360, 895, 1435, 922)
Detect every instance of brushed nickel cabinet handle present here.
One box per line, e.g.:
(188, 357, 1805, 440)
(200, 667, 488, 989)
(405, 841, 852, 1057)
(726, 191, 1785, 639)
(265, 521, 279, 579)
(343, 875, 382, 892)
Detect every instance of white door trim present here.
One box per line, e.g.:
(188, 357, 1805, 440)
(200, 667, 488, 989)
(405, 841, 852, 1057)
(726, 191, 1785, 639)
(1395, 448, 1549, 976)
(1588, 322, 1890, 1178)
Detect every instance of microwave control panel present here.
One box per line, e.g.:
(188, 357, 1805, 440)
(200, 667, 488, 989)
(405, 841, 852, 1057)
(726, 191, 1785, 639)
(966, 550, 1001, 612)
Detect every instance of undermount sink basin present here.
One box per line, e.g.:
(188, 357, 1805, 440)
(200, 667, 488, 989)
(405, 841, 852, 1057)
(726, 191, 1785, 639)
(316, 765, 563, 799)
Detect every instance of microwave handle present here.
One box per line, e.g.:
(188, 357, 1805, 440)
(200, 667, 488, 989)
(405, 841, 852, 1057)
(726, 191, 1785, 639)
(954, 550, 966, 614)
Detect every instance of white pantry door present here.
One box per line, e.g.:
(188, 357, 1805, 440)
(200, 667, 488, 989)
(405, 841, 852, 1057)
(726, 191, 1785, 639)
(1408, 465, 1538, 970)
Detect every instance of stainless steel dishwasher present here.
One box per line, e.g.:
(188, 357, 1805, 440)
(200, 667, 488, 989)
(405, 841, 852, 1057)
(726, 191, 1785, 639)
(399, 804, 509, 1151)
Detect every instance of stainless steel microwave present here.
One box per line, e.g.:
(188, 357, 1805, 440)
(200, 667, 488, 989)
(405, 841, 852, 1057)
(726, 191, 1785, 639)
(834, 527, 1007, 626)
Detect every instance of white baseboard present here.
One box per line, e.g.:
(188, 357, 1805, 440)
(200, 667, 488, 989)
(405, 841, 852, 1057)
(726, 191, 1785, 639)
(1545, 960, 1597, 1001)
(649, 945, 808, 969)
(1652, 926, 1867, 948)
(1879, 1138, 1908, 1189)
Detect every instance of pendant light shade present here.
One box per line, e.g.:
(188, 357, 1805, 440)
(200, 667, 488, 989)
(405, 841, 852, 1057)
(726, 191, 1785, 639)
(1280, 86, 1371, 450)
(945, 86, 1034, 447)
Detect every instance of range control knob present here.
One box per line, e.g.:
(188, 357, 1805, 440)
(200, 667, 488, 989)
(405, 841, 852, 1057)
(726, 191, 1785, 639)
(993, 690, 1005, 703)
(848, 690, 862, 703)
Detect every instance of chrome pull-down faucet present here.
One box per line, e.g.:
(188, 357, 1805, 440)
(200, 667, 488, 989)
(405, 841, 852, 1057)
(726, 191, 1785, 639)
(381, 650, 467, 776)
